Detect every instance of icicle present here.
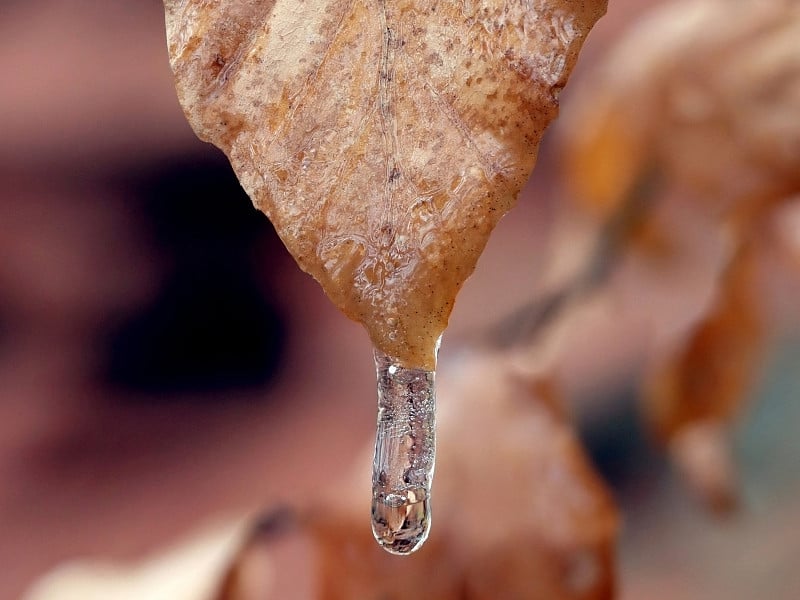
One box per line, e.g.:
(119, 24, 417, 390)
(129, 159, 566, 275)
(370, 342, 438, 555)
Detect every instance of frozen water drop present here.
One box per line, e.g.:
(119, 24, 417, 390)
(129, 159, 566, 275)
(371, 345, 437, 555)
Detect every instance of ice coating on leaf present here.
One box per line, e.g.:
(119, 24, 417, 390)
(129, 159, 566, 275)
(165, 0, 606, 369)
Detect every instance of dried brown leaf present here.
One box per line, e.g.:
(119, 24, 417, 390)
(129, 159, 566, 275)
(643, 242, 763, 444)
(553, 0, 800, 511)
(562, 0, 800, 219)
(165, 0, 606, 368)
(641, 240, 763, 510)
(558, 0, 800, 438)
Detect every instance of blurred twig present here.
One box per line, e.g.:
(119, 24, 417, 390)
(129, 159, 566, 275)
(490, 165, 661, 348)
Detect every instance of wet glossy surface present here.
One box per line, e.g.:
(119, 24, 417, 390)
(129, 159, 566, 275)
(165, 0, 607, 369)
(371, 347, 436, 554)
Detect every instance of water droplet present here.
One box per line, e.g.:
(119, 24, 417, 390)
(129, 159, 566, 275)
(371, 345, 438, 555)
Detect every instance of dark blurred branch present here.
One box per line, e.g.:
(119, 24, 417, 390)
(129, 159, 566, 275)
(490, 165, 661, 348)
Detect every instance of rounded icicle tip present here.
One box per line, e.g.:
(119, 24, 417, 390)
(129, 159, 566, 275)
(371, 346, 437, 554)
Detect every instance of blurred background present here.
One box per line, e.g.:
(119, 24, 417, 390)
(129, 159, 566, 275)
(1, 1, 799, 598)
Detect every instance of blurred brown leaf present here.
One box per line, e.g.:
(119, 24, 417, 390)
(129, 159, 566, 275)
(556, 0, 800, 510)
(644, 241, 763, 444)
(563, 0, 800, 218)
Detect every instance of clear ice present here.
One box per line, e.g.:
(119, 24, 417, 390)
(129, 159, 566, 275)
(371, 346, 437, 555)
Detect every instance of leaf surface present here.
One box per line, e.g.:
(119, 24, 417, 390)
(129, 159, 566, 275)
(166, 0, 606, 368)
